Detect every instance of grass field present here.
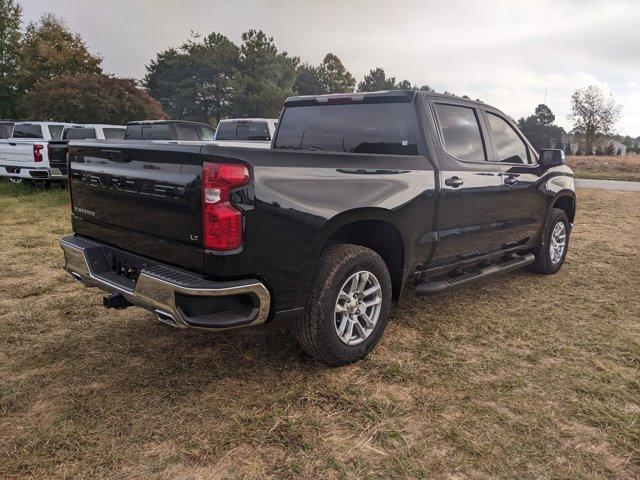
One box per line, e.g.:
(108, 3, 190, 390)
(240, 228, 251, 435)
(566, 153, 640, 182)
(0, 181, 638, 479)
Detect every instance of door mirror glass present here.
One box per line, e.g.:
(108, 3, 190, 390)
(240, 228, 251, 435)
(539, 149, 565, 168)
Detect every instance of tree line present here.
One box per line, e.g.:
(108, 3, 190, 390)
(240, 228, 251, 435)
(0, 1, 165, 123)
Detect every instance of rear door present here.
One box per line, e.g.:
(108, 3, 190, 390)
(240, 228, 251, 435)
(482, 110, 547, 247)
(428, 101, 505, 264)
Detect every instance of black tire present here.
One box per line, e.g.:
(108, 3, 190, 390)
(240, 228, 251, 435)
(532, 208, 570, 274)
(294, 244, 392, 366)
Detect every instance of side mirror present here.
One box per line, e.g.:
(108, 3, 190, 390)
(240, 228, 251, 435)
(539, 149, 565, 168)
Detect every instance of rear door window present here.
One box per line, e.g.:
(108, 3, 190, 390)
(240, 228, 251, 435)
(103, 128, 125, 139)
(12, 124, 43, 139)
(273, 103, 419, 155)
(63, 128, 97, 140)
(486, 113, 530, 164)
(434, 104, 486, 162)
(48, 125, 64, 140)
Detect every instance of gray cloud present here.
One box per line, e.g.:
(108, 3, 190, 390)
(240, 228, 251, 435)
(21, 0, 640, 135)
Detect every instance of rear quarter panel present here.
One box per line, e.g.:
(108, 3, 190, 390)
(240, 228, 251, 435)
(200, 146, 437, 313)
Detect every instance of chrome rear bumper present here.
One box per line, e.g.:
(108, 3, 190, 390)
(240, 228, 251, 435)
(60, 235, 271, 330)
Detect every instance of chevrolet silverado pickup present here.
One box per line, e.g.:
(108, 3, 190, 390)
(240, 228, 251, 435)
(60, 91, 576, 365)
(0, 121, 75, 183)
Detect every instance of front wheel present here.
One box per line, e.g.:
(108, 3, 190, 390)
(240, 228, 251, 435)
(533, 208, 570, 274)
(294, 244, 392, 366)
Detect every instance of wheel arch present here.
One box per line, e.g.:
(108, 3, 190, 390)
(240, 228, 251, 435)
(550, 192, 576, 225)
(318, 210, 406, 301)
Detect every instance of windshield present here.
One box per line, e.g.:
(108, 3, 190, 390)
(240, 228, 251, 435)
(273, 103, 419, 155)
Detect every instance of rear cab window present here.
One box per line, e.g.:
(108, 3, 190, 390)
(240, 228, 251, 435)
(125, 124, 174, 140)
(103, 128, 125, 140)
(64, 128, 97, 140)
(273, 103, 419, 155)
(12, 124, 43, 139)
(434, 103, 486, 162)
(216, 121, 270, 141)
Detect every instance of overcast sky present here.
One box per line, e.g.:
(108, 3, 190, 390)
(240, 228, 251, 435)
(21, 0, 640, 136)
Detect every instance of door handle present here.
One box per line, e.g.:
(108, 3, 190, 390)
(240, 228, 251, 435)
(445, 176, 464, 188)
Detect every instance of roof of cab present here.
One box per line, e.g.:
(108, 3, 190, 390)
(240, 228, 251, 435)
(217, 118, 278, 123)
(127, 119, 213, 127)
(284, 90, 489, 109)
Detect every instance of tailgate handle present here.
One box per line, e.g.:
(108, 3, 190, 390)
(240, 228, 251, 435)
(102, 149, 130, 162)
(8, 142, 16, 146)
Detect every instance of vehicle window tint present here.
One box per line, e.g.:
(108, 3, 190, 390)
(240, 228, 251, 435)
(103, 128, 125, 139)
(142, 124, 172, 140)
(434, 104, 486, 162)
(237, 122, 270, 141)
(215, 122, 236, 140)
(63, 128, 97, 140)
(487, 113, 529, 164)
(176, 124, 199, 141)
(199, 126, 215, 140)
(12, 124, 43, 139)
(0, 124, 12, 138)
(48, 125, 64, 140)
(124, 125, 143, 140)
(274, 103, 419, 155)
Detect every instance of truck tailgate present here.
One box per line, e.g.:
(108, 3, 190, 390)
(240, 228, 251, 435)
(68, 142, 206, 273)
(0, 140, 36, 163)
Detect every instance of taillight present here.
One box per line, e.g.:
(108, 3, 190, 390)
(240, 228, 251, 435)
(33, 144, 44, 162)
(202, 162, 250, 251)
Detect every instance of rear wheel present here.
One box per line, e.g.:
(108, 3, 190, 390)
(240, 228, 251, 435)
(533, 208, 570, 274)
(294, 244, 392, 366)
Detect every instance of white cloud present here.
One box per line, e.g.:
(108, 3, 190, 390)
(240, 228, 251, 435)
(20, 0, 640, 135)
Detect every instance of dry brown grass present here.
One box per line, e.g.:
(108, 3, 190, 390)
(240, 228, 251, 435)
(0, 180, 639, 479)
(566, 153, 640, 181)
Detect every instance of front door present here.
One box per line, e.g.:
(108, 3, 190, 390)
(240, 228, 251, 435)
(483, 110, 548, 248)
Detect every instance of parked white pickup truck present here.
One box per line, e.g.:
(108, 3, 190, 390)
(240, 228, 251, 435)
(0, 121, 75, 183)
(213, 118, 278, 148)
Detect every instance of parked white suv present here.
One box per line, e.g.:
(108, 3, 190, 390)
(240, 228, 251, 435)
(0, 122, 75, 183)
(213, 118, 278, 148)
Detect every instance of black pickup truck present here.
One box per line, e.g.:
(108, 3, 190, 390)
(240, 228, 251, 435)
(60, 91, 576, 365)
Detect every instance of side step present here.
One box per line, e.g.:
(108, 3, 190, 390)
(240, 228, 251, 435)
(415, 253, 535, 296)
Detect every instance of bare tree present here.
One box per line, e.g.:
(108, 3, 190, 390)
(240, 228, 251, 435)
(568, 85, 620, 154)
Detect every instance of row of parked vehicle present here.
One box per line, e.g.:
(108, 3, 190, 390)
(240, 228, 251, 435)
(0, 118, 278, 184)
